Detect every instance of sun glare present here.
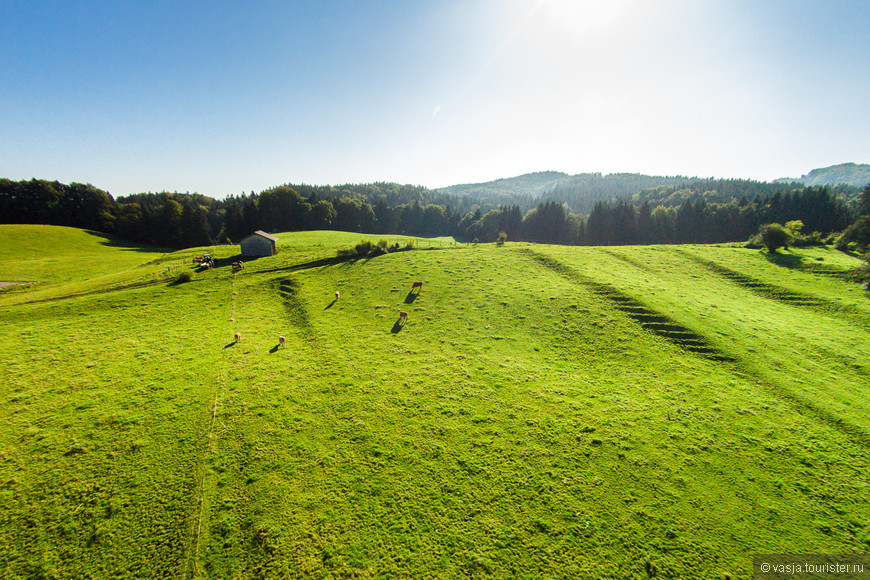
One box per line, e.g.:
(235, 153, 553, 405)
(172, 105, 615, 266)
(538, 0, 630, 38)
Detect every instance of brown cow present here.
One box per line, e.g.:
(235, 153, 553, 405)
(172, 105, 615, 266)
(279, 335, 285, 347)
(399, 311, 408, 320)
(412, 281, 423, 290)
(234, 332, 241, 343)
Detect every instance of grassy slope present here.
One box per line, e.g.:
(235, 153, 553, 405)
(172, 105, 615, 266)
(1, 229, 868, 579)
(0, 224, 169, 283)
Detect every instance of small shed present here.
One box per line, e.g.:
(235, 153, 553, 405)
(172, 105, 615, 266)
(239, 230, 278, 257)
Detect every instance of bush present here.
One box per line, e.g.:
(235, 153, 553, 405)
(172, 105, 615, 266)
(837, 216, 870, 252)
(355, 240, 375, 257)
(176, 272, 192, 284)
(784, 220, 804, 236)
(496, 231, 507, 246)
(757, 223, 792, 253)
(792, 231, 826, 247)
(338, 240, 413, 260)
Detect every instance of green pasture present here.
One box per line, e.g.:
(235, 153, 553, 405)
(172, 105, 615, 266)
(1, 227, 868, 579)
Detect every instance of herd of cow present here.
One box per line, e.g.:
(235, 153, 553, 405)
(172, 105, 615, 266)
(232, 281, 423, 347)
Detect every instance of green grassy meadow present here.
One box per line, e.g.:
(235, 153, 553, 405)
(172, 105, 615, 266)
(1, 225, 869, 579)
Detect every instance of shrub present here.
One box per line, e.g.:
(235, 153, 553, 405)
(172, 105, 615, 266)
(792, 231, 825, 247)
(837, 216, 870, 253)
(784, 220, 804, 236)
(355, 240, 375, 257)
(176, 272, 192, 284)
(757, 223, 792, 253)
(496, 231, 507, 246)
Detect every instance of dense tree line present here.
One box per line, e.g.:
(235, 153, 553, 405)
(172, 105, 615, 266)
(0, 178, 116, 232)
(837, 183, 870, 253)
(581, 186, 849, 246)
(0, 177, 862, 250)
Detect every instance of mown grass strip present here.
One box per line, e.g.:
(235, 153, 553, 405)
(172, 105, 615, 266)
(519, 246, 870, 449)
(517, 248, 735, 363)
(680, 251, 870, 326)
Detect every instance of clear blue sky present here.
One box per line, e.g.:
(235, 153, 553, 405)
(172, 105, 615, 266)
(2, 0, 868, 197)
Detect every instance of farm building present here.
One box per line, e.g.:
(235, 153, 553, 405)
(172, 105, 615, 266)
(239, 230, 278, 257)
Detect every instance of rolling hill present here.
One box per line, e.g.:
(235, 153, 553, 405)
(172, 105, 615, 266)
(1, 226, 868, 578)
(438, 165, 868, 214)
(776, 162, 870, 188)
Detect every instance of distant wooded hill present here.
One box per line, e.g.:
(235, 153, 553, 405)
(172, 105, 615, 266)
(2, 162, 866, 250)
(437, 169, 865, 214)
(776, 163, 870, 188)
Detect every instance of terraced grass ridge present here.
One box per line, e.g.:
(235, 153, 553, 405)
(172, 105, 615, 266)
(1, 224, 869, 579)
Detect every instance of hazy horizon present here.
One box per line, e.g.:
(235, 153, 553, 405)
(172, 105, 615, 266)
(2, 0, 869, 197)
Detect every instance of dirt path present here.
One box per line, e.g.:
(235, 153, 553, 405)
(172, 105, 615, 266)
(0, 281, 30, 289)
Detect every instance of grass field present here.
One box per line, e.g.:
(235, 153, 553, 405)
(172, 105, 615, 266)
(1, 225, 869, 579)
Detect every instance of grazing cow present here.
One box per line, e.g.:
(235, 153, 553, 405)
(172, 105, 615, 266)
(335, 290, 340, 300)
(234, 332, 241, 343)
(279, 335, 285, 347)
(412, 281, 423, 291)
(399, 310, 408, 320)
(232, 261, 245, 271)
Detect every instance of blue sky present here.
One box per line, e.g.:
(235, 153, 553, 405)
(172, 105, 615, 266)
(1, 0, 868, 197)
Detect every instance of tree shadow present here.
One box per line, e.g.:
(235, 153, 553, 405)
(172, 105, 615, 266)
(86, 230, 170, 252)
(765, 251, 804, 269)
(404, 291, 418, 304)
(391, 319, 405, 333)
(269, 344, 280, 353)
(837, 248, 863, 258)
(325, 299, 337, 310)
(223, 341, 238, 349)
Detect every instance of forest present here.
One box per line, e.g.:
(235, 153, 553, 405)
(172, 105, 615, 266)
(0, 176, 867, 250)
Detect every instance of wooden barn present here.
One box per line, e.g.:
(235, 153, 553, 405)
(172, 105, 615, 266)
(239, 230, 278, 257)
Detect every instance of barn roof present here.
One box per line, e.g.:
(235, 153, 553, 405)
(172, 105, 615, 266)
(240, 230, 278, 243)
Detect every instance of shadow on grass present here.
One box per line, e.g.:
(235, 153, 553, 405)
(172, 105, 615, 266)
(837, 248, 864, 259)
(391, 320, 405, 333)
(87, 230, 170, 253)
(765, 251, 804, 269)
(269, 344, 281, 353)
(404, 291, 418, 304)
(223, 341, 238, 349)
(325, 299, 337, 309)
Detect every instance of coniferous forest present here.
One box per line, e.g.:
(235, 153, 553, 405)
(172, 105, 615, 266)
(0, 175, 866, 250)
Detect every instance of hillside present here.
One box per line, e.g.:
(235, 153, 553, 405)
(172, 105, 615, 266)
(436, 171, 569, 204)
(0, 224, 168, 287)
(438, 168, 865, 215)
(436, 171, 694, 212)
(1, 227, 869, 579)
(777, 162, 870, 188)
